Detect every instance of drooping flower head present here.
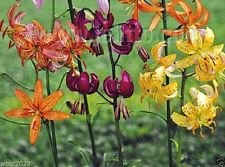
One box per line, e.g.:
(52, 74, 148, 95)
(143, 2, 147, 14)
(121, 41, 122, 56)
(164, 0, 209, 36)
(171, 83, 219, 137)
(175, 26, 225, 81)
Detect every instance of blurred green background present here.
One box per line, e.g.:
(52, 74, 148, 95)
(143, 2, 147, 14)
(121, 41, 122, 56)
(1, 0, 225, 166)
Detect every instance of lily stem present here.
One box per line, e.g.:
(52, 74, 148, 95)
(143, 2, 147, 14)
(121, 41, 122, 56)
(67, 1, 98, 166)
(161, 0, 174, 166)
(106, 26, 123, 167)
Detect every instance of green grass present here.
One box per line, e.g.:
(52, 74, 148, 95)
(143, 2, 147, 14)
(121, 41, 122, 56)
(1, 0, 225, 166)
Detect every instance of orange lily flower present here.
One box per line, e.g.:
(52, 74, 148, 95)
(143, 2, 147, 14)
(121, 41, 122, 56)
(118, 0, 164, 20)
(4, 80, 70, 144)
(164, 0, 209, 36)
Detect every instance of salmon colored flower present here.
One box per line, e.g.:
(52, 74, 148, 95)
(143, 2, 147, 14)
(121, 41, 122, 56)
(118, 0, 164, 21)
(139, 66, 178, 103)
(175, 26, 225, 81)
(4, 80, 70, 144)
(164, 0, 209, 36)
(33, 0, 43, 8)
(171, 84, 218, 137)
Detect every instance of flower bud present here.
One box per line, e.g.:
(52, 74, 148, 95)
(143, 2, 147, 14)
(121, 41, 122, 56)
(97, 0, 109, 15)
(137, 45, 150, 62)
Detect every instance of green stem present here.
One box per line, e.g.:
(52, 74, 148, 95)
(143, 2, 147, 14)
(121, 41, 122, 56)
(31, 60, 39, 82)
(161, 0, 173, 166)
(56, 72, 67, 91)
(67, 1, 98, 166)
(0, 117, 29, 125)
(45, 121, 55, 165)
(0, 73, 33, 91)
(176, 70, 187, 167)
(106, 30, 123, 167)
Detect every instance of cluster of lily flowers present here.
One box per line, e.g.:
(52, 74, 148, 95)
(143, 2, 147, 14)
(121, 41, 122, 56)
(0, 0, 224, 145)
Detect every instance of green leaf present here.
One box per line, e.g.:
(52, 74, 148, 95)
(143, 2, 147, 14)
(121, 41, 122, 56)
(92, 110, 102, 127)
(171, 139, 179, 153)
(79, 148, 91, 167)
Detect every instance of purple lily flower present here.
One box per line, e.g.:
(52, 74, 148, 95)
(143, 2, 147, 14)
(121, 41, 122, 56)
(94, 10, 114, 35)
(66, 70, 99, 94)
(121, 19, 143, 43)
(111, 37, 133, 55)
(103, 70, 134, 98)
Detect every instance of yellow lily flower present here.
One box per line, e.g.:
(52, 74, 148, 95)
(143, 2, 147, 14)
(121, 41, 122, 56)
(175, 26, 225, 81)
(139, 66, 178, 103)
(171, 84, 218, 137)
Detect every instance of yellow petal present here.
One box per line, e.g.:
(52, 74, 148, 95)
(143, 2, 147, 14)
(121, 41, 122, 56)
(30, 115, 41, 145)
(208, 44, 224, 56)
(175, 54, 196, 69)
(195, 65, 215, 81)
(161, 81, 178, 98)
(151, 66, 166, 86)
(202, 27, 215, 49)
(176, 40, 196, 54)
(151, 41, 166, 62)
(189, 27, 203, 50)
(182, 102, 196, 117)
(33, 80, 43, 107)
(43, 111, 70, 121)
(159, 54, 176, 67)
(41, 91, 63, 113)
(171, 112, 189, 127)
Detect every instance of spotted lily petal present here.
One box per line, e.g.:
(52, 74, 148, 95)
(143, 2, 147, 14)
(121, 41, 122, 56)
(43, 111, 70, 121)
(30, 115, 41, 145)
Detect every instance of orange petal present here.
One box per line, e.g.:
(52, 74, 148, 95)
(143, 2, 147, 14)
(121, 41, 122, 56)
(43, 111, 70, 121)
(138, 1, 164, 13)
(132, 2, 139, 20)
(33, 80, 43, 107)
(149, 13, 161, 32)
(194, 7, 209, 28)
(5, 109, 33, 118)
(163, 28, 185, 37)
(41, 91, 63, 112)
(7, 2, 19, 27)
(30, 115, 41, 145)
(15, 89, 33, 109)
(0, 20, 4, 31)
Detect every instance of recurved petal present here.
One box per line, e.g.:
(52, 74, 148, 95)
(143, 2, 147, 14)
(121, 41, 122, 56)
(151, 41, 166, 62)
(189, 28, 203, 50)
(138, 1, 164, 13)
(159, 54, 176, 67)
(4, 109, 33, 118)
(41, 91, 63, 112)
(161, 81, 178, 99)
(175, 54, 196, 69)
(195, 65, 215, 81)
(30, 115, 41, 145)
(33, 80, 43, 107)
(202, 27, 215, 49)
(151, 66, 166, 86)
(42, 111, 70, 121)
(15, 89, 33, 109)
(148, 13, 161, 32)
(176, 40, 196, 54)
(209, 44, 224, 56)
(171, 112, 189, 127)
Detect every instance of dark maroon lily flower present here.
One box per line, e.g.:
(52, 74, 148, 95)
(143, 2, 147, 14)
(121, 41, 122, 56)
(66, 70, 99, 95)
(136, 45, 150, 63)
(111, 38, 133, 55)
(90, 39, 104, 56)
(93, 10, 114, 35)
(121, 19, 143, 43)
(119, 71, 134, 98)
(103, 70, 134, 98)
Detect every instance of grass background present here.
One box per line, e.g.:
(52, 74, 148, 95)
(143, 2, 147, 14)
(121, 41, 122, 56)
(1, 0, 225, 166)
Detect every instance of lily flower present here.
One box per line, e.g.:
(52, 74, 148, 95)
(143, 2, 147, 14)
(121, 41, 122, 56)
(66, 69, 99, 95)
(139, 66, 178, 103)
(4, 80, 70, 144)
(164, 0, 209, 36)
(118, 0, 164, 21)
(171, 84, 218, 137)
(175, 26, 225, 81)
